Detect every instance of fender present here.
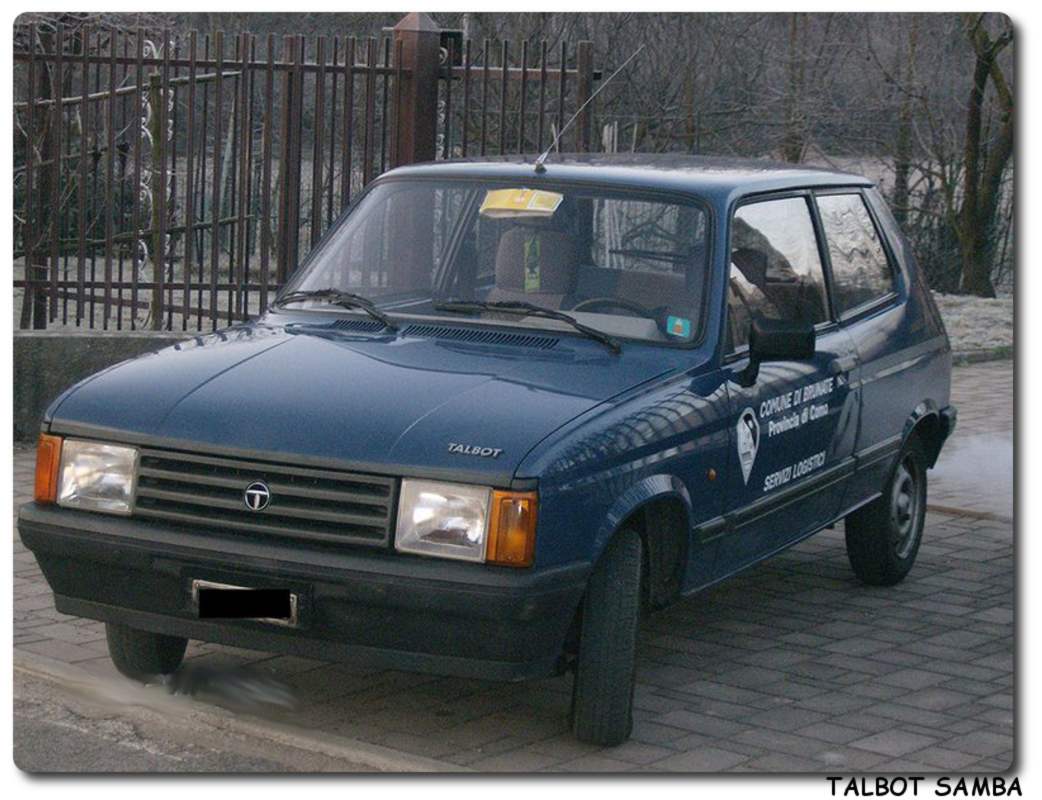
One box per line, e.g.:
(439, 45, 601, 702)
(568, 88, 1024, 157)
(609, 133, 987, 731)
(590, 473, 693, 567)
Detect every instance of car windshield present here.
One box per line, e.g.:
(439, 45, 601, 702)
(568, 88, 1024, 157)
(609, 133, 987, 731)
(279, 179, 711, 344)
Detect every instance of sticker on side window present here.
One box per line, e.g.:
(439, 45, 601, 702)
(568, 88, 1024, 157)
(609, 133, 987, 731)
(480, 188, 564, 219)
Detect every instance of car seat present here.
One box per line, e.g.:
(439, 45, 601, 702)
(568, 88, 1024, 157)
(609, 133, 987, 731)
(485, 224, 580, 309)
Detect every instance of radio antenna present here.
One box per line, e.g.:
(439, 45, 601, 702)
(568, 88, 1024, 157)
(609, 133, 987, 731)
(533, 44, 645, 174)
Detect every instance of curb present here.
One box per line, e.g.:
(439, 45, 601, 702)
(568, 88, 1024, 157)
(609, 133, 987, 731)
(952, 349, 1013, 366)
(925, 503, 1012, 524)
(14, 649, 468, 773)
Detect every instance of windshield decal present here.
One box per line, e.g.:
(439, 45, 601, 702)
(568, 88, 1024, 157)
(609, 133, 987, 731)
(479, 188, 563, 219)
(666, 316, 691, 338)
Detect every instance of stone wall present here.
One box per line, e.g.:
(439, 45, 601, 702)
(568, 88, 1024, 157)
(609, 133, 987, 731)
(14, 331, 188, 441)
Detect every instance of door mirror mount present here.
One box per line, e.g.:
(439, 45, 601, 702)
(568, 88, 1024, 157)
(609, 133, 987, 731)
(736, 318, 816, 387)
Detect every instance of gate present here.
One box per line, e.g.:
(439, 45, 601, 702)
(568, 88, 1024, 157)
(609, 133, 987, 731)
(13, 13, 596, 332)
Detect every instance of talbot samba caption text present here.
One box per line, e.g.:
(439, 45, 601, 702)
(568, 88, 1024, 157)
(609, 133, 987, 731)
(827, 777, 1020, 798)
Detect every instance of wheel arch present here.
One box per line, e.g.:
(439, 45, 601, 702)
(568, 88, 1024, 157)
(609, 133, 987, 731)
(903, 400, 945, 468)
(591, 475, 693, 609)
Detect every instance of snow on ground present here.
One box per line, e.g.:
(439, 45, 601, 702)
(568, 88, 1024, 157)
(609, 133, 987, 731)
(933, 292, 1014, 355)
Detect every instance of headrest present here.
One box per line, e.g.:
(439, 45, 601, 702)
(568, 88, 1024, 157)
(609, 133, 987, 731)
(495, 227, 578, 295)
(731, 247, 768, 286)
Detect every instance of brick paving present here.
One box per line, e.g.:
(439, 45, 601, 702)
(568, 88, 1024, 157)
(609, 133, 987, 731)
(12, 360, 1013, 772)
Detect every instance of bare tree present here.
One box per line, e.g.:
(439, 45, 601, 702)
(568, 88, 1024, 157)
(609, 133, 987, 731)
(955, 13, 1013, 297)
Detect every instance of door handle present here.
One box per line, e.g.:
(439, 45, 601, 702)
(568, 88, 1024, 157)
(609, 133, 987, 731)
(829, 356, 857, 376)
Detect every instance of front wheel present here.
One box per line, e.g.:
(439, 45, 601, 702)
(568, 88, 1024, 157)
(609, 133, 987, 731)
(105, 623, 187, 681)
(571, 529, 643, 746)
(845, 437, 927, 586)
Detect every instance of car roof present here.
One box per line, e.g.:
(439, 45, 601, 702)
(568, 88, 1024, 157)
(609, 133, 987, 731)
(380, 153, 874, 205)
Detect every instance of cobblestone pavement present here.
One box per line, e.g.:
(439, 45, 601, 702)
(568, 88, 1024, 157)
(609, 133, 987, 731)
(13, 360, 1014, 773)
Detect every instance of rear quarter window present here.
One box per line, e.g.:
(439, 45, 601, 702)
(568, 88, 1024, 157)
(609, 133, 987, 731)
(816, 193, 896, 315)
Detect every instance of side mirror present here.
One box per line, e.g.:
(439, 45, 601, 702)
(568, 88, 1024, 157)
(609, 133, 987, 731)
(737, 318, 816, 386)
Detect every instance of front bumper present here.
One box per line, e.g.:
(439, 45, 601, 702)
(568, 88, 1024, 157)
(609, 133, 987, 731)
(18, 503, 589, 681)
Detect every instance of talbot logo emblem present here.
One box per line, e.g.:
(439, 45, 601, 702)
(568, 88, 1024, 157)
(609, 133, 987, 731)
(244, 481, 271, 511)
(736, 408, 760, 485)
(448, 442, 503, 459)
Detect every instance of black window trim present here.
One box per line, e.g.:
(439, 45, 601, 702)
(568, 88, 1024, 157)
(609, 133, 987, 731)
(811, 186, 903, 324)
(722, 188, 840, 363)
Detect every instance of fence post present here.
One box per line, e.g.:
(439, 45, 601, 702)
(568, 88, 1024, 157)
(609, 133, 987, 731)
(575, 40, 593, 153)
(277, 34, 302, 281)
(392, 12, 441, 167)
(148, 71, 164, 329)
(30, 26, 55, 329)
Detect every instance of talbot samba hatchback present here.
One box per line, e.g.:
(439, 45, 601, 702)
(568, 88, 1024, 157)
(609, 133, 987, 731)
(20, 154, 956, 746)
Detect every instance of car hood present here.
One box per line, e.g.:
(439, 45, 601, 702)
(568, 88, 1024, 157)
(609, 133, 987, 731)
(47, 321, 678, 485)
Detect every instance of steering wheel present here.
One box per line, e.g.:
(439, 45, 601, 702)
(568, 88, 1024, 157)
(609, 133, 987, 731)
(569, 296, 655, 318)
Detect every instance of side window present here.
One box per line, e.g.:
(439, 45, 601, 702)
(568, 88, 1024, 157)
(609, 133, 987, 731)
(816, 193, 896, 315)
(727, 196, 829, 351)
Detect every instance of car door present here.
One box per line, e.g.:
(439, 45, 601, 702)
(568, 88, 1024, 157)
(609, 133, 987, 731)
(813, 189, 915, 506)
(718, 193, 861, 573)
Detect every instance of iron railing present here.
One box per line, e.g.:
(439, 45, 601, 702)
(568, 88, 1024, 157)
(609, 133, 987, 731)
(13, 15, 596, 332)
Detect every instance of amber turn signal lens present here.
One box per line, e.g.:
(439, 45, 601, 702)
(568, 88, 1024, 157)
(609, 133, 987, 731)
(486, 490, 538, 567)
(34, 433, 63, 504)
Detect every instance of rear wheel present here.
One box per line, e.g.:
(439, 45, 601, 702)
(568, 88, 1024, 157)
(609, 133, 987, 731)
(571, 529, 643, 746)
(845, 437, 927, 586)
(105, 623, 187, 681)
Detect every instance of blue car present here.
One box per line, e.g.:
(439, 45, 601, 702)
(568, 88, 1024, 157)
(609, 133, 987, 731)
(19, 155, 956, 745)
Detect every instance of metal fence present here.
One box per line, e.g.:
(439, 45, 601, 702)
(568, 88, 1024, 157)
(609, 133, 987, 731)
(13, 13, 596, 331)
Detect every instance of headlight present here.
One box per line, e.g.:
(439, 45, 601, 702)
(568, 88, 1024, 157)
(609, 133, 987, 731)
(395, 479, 539, 566)
(57, 439, 139, 515)
(395, 480, 491, 562)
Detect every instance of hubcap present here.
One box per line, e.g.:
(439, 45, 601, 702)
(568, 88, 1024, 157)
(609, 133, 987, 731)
(890, 457, 921, 559)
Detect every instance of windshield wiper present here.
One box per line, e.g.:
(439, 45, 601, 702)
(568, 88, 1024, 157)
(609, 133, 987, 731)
(273, 288, 398, 331)
(433, 300, 621, 354)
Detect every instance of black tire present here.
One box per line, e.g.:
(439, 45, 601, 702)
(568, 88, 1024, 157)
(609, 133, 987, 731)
(571, 528, 643, 746)
(845, 436, 927, 586)
(105, 623, 187, 681)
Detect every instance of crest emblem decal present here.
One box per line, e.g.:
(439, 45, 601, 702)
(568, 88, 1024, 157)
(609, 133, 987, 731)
(736, 408, 760, 485)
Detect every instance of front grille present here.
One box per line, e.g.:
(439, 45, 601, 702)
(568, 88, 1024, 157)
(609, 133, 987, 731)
(134, 448, 397, 549)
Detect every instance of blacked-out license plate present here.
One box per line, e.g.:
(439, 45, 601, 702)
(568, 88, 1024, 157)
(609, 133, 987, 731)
(191, 579, 299, 627)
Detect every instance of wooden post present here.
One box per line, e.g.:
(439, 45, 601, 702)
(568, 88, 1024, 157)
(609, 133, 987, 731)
(31, 26, 54, 329)
(19, 23, 37, 330)
(49, 24, 64, 324)
(391, 12, 441, 168)
(388, 13, 440, 290)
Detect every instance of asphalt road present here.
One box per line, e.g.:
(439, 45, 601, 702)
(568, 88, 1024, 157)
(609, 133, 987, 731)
(14, 667, 376, 773)
(15, 708, 286, 772)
